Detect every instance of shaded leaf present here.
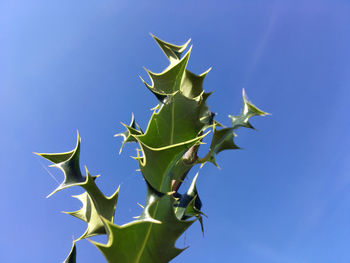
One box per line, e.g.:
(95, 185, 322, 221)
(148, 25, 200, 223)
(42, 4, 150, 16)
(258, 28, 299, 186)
(63, 241, 76, 263)
(174, 173, 205, 234)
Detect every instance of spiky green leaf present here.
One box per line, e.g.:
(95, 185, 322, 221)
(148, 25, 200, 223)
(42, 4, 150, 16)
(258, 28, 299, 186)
(203, 89, 268, 166)
(35, 132, 86, 197)
(210, 126, 240, 154)
(229, 89, 269, 130)
(151, 34, 191, 63)
(63, 170, 119, 240)
(131, 89, 210, 193)
(141, 49, 191, 99)
(114, 113, 143, 154)
(136, 133, 205, 193)
(92, 193, 194, 263)
(36, 134, 119, 239)
(137, 92, 205, 147)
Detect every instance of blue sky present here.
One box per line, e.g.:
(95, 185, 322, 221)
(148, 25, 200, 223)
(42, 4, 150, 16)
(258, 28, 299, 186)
(1, 0, 350, 262)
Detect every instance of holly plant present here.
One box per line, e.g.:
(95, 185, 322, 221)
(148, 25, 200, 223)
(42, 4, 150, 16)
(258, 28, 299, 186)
(36, 34, 268, 263)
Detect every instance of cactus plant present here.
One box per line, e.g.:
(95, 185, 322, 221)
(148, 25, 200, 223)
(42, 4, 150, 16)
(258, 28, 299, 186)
(36, 34, 268, 263)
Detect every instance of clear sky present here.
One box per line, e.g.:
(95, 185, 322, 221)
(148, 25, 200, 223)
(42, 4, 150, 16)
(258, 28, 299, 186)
(1, 0, 350, 262)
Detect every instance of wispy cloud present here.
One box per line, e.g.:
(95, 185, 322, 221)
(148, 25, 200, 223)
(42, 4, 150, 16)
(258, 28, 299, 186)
(243, 1, 281, 86)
